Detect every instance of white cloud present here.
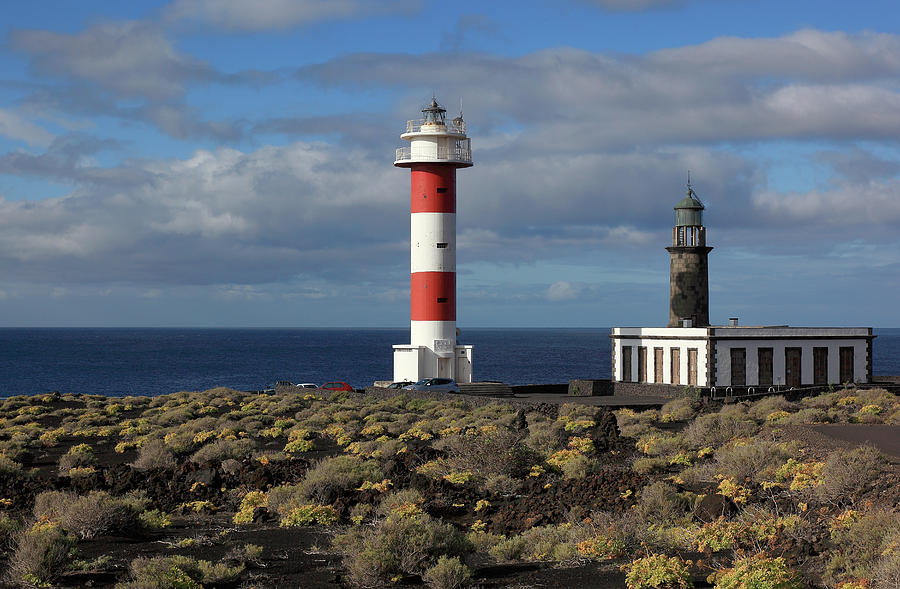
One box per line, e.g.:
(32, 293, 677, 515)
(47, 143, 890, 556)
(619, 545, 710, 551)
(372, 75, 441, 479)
(0, 109, 54, 147)
(164, 0, 419, 31)
(752, 178, 900, 226)
(11, 22, 212, 101)
(546, 281, 578, 301)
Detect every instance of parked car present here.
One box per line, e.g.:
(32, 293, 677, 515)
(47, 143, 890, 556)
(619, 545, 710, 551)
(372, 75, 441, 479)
(295, 383, 318, 389)
(386, 381, 413, 389)
(319, 381, 354, 392)
(402, 378, 459, 393)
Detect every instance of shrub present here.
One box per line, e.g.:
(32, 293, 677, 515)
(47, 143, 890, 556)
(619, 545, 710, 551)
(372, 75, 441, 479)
(233, 490, 268, 524)
(683, 411, 757, 448)
(5, 520, 77, 588)
(138, 509, 173, 529)
(299, 455, 382, 504)
(712, 554, 803, 589)
(0, 454, 23, 475)
(422, 555, 471, 589)
(747, 396, 796, 422)
(632, 456, 669, 474)
(33, 490, 145, 539)
(441, 426, 539, 480)
(130, 439, 176, 471)
(826, 509, 900, 584)
(625, 554, 693, 589)
(872, 551, 900, 589)
(189, 438, 254, 464)
(661, 398, 699, 423)
(818, 445, 884, 505)
(483, 473, 522, 495)
(265, 484, 305, 517)
(118, 555, 244, 589)
(335, 512, 471, 587)
(634, 482, 691, 526)
(58, 443, 96, 475)
(714, 438, 797, 484)
(280, 504, 339, 527)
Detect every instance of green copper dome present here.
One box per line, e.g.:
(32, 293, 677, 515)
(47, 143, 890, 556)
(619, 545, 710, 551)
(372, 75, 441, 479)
(674, 185, 704, 226)
(675, 194, 704, 210)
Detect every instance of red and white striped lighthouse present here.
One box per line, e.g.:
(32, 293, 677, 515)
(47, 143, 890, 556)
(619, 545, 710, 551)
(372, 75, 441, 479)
(392, 98, 473, 383)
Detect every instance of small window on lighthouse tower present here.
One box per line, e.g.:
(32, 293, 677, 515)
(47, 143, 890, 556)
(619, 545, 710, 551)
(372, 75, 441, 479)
(436, 243, 448, 249)
(437, 297, 448, 303)
(436, 187, 448, 193)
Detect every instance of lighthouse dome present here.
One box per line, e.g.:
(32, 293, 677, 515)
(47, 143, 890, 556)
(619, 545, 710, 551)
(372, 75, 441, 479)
(674, 186, 704, 227)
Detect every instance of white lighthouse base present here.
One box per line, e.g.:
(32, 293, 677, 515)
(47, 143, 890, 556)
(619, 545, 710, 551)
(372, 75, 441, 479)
(392, 344, 473, 384)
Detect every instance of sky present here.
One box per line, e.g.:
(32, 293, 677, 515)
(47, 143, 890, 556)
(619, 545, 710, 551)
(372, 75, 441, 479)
(1, 0, 899, 328)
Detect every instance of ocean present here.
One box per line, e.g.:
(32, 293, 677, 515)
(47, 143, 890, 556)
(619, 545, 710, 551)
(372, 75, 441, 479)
(1, 328, 899, 397)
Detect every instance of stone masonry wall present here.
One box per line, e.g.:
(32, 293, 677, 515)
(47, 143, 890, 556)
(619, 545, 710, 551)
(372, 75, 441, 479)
(667, 246, 712, 328)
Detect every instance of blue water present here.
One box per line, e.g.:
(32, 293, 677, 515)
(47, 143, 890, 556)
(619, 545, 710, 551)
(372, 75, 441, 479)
(1, 328, 898, 396)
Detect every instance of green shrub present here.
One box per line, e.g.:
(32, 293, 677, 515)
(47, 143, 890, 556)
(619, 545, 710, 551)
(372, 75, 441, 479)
(826, 509, 900, 584)
(818, 445, 884, 505)
(660, 398, 699, 423)
(714, 438, 797, 484)
(441, 426, 539, 480)
(58, 443, 96, 475)
(683, 411, 757, 448)
(633, 456, 669, 474)
(625, 554, 693, 589)
(130, 439, 176, 471)
(872, 550, 900, 589)
(713, 554, 802, 589)
(139, 509, 173, 529)
(0, 454, 23, 475)
(747, 396, 796, 422)
(265, 484, 305, 517)
(5, 520, 77, 588)
(422, 555, 471, 589)
(335, 512, 471, 587)
(633, 482, 691, 526)
(279, 504, 339, 527)
(118, 555, 244, 589)
(299, 455, 382, 503)
(189, 438, 254, 464)
(33, 490, 145, 540)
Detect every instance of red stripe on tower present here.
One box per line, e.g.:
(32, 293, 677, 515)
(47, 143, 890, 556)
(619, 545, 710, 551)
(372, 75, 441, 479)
(411, 166, 456, 213)
(411, 272, 456, 321)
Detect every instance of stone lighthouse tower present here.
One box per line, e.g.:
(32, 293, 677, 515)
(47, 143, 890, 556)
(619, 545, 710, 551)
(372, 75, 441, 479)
(666, 179, 712, 327)
(392, 98, 474, 383)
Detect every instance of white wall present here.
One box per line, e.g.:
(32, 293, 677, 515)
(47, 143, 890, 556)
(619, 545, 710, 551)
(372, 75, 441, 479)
(715, 338, 868, 387)
(612, 330, 710, 387)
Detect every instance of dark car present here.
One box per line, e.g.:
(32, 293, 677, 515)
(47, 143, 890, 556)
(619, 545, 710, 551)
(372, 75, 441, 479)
(386, 381, 414, 389)
(319, 381, 354, 392)
(402, 378, 459, 393)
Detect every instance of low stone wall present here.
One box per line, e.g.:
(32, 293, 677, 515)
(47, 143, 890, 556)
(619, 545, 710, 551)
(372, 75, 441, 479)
(609, 381, 689, 399)
(568, 380, 613, 397)
(361, 386, 559, 412)
(510, 383, 568, 395)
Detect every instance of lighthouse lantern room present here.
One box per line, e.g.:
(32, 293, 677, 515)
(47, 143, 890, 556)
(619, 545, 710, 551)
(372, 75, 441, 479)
(392, 98, 474, 383)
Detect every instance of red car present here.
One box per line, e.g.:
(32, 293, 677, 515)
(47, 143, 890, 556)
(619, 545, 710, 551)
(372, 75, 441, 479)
(319, 381, 354, 392)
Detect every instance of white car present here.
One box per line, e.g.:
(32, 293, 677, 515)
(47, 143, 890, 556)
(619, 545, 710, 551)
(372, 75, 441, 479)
(402, 378, 460, 393)
(295, 383, 318, 389)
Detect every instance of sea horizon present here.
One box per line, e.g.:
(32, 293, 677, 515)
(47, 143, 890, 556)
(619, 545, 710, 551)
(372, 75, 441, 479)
(2, 327, 899, 397)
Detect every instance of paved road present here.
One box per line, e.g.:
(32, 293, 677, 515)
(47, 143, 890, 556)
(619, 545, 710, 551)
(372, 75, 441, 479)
(810, 424, 900, 457)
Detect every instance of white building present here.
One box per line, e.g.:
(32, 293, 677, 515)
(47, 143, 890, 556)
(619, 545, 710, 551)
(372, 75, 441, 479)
(611, 325, 873, 389)
(611, 181, 874, 390)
